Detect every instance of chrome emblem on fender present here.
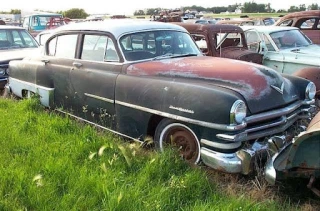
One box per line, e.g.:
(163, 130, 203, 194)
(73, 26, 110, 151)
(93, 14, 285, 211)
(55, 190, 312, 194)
(271, 82, 284, 94)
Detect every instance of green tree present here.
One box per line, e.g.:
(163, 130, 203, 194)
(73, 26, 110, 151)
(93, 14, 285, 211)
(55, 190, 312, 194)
(64, 8, 89, 19)
(243, 2, 269, 13)
(10, 9, 21, 14)
(309, 3, 319, 9)
(288, 6, 300, 12)
(134, 10, 145, 16)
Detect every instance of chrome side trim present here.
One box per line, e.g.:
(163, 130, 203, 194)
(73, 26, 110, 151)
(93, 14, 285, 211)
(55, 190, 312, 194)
(55, 109, 142, 143)
(245, 100, 313, 124)
(84, 93, 114, 104)
(115, 100, 247, 131)
(8, 77, 54, 107)
(0, 78, 7, 82)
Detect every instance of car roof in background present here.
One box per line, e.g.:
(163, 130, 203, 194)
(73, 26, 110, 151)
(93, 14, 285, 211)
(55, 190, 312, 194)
(0, 25, 25, 30)
(240, 25, 299, 33)
(51, 19, 188, 38)
(173, 22, 244, 33)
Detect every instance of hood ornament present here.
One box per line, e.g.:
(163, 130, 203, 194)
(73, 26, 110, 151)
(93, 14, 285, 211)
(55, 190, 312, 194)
(271, 82, 284, 94)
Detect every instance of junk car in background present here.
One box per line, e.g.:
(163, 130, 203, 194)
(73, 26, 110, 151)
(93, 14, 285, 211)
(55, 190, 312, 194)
(22, 13, 65, 37)
(5, 20, 318, 193)
(275, 10, 320, 44)
(173, 22, 263, 64)
(242, 26, 320, 104)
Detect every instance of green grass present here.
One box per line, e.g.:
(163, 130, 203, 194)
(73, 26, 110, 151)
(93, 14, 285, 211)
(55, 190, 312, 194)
(0, 97, 318, 210)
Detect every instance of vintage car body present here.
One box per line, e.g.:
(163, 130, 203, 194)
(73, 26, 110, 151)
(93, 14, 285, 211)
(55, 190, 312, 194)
(253, 17, 276, 26)
(22, 13, 64, 37)
(35, 29, 54, 46)
(173, 23, 263, 64)
(5, 20, 317, 185)
(0, 25, 39, 89)
(265, 111, 320, 196)
(242, 26, 320, 100)
(275, 10, 320, 44)
(216, 19, 255, 26)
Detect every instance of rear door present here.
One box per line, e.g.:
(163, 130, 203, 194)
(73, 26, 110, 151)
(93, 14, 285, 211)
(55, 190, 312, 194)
(69, 33, 122, 128)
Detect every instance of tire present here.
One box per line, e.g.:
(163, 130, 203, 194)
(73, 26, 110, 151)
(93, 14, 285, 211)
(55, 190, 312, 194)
(154, 118, 201, 164)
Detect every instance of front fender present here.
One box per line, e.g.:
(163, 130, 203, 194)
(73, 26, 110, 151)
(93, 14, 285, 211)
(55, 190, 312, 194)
(115, 75, 243, 126)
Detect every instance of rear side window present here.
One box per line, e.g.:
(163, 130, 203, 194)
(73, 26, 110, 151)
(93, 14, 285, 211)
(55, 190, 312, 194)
(81, 34, 119, 62)
(48, 34, 77, 59)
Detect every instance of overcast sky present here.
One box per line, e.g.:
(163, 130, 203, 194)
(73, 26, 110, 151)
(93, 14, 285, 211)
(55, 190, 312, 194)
(2, 0, 319, 15)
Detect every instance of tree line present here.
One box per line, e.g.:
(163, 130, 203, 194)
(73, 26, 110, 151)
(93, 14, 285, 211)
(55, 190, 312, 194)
(134, 2, 320, 15)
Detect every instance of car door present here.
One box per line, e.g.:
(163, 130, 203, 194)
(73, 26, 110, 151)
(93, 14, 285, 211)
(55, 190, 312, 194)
(68, 33, 121, 128)
(244, 29, 284, 72)
(260, 33, 285, 73)
(43, 33, 79, 111)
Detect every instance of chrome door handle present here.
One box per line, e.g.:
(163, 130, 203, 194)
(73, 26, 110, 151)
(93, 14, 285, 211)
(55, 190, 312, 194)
(73, 62, 82, 68)
(41, 59, 49, 64)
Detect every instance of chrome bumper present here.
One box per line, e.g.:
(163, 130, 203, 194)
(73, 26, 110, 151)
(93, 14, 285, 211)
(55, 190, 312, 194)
(200, 141, 269, 175)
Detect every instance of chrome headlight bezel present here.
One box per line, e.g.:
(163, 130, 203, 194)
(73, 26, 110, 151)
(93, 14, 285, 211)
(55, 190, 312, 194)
(230, 100, 247, 125)
(0, 67, 6, 76)
(305, 82, 316, 100)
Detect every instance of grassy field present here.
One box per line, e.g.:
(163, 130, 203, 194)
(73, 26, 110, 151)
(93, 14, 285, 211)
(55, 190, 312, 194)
(0, 97, 319, 210)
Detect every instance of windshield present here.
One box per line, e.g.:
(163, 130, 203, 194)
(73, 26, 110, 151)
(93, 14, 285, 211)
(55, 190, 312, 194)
(263, 18, 275, 26)
(215, 32, 243, 49)
(119, 30, 201, 61)
(0, 29, 38, 50)
(270, 29, 312, 49)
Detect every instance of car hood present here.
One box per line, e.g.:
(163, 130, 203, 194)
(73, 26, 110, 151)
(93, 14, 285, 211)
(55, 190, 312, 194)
(282, 45, 320, 62)
(126, 56, 300, 114)
(0, 48, 39, 63)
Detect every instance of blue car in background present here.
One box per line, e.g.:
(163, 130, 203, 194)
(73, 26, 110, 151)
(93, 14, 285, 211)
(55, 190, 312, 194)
(22, 13, 64, 36)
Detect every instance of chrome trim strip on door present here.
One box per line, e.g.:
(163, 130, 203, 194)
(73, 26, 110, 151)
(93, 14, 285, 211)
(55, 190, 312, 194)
(84, 93, 114, 104)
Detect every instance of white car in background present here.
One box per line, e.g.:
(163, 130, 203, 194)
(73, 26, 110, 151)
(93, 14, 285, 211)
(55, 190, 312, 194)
(242, 25, 320, 100)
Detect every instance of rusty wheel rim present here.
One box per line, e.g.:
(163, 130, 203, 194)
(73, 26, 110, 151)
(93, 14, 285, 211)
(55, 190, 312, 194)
(160, 123, 200, 164)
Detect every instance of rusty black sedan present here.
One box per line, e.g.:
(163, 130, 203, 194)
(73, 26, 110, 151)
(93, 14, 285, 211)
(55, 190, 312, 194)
(5, 20, 318, 184)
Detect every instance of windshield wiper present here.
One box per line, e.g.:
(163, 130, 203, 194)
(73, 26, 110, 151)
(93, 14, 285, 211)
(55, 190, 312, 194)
(153, 53, 198, 60)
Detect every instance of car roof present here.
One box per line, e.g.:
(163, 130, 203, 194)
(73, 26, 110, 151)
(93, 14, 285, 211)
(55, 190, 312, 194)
(52, 19, 188, 38)
(241, 25, 299, 33)
(0, 25, 25, 30)
(279, 10, 320, 20)
(173, 22, 244, 33)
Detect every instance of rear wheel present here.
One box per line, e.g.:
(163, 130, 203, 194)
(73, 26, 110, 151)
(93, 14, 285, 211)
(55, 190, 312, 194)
(154, 119, 201, 164)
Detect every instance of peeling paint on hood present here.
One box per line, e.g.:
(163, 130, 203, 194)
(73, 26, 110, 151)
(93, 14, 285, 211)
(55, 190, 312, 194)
(127, 56, 299, 114)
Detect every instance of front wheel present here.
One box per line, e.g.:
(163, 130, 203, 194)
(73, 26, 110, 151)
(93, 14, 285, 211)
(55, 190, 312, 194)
(154, 119, 201, 164)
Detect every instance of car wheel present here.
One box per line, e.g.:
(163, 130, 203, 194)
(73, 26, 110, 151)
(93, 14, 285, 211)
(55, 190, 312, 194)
(154, 119, 201, 164)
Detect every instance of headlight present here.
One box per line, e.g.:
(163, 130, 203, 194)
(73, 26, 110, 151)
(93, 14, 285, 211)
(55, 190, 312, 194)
(230, 100, 247, 125)
(305, 82, 316, 100)
(0, 67, 6, 76)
